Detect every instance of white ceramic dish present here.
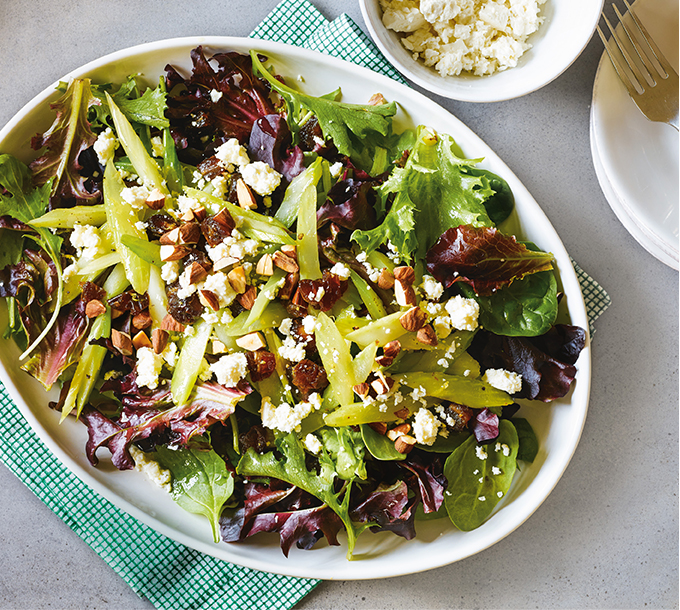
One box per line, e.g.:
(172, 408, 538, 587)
(0, 37, 591, 580)
(359, 0, 604, 102)
(590, 0, 679, 270)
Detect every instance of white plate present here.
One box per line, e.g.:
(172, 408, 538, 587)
(0, 37, 591, 580)
(590, 0, 679, 269)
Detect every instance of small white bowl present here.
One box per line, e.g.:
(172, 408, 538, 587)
(359, 0, 605, 102)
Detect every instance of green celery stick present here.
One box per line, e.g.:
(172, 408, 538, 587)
(296, 181, 321, 280)
(28, 205, 107, 228)
(171, 321, 213, 406)
(345, 311, 407, 349)
(350, 270, 387, 319)
(315, 312, 356, 407)
(243, 268, 286, 328)
(276, 158, 322, 228)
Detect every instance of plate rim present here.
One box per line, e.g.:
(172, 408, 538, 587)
(0, 35, 592, 580)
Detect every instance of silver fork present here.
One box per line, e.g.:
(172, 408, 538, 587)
(597, 0, 679, 130)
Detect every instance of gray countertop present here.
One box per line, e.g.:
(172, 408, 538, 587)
(0, 1, 677, 609)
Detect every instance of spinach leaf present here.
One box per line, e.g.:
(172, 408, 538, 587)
(0, 229, 24, 269)
(443, 419, 518, 531)
(360, 424, 406, 461)
(463, 268, 558, 337)
(417, 431, 471, 453)
(156, 443, 234, 543)
(466, 168, 514, 226)
(511, 417, 539, 463)
(237, 432, 372, 559)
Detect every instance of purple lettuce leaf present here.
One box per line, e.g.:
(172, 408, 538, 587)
(468, 325, 586, 402)
(248, 114, 304, 182)
(317, 178, 378, 231)
(470, 408, 500, 443)
(350, 480, 416, 540)
(399, 453, 447, 514)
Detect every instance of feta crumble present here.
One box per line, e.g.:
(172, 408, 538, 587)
(209, 352, 248, 387)
(475, 445, 488, 460)
(412, 407, 441, 445)
(215, 138, 250, 168)
(160, 261, 179, 284)
(483, 368, 522, 394)
(130, 446, 172, 492)
(93, 127, 119, 165)
(209, 88, 223, 103)
(444, 295, 479, 331)
(241, 161, 282, 196)
(201, 271, 238, 309)
(420, 274, 444, 301)
(329, 262, 351, 280)
(303, 433, 323, 455)
(121, 185, 151, 209)
(261, 397, 314, 433)
(135, 347, 164, 390)
(70, 224, 102, 260)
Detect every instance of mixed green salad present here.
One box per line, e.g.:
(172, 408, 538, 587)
(0, 47, 585, 559)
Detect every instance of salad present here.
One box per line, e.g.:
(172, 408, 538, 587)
(0, 46, 585, 559)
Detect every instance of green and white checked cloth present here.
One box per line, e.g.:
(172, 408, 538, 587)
(0, 2, 611, 610)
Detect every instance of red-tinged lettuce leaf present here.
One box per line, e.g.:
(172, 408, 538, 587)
(79, 406, 136, 469)
(399, 453, 447, 514)
(29, 79, 100, 204)
(468, 325, 586, 402)
(317, 178, 378, 231)
(350, 480, 416, 540)
(471, 408, 500, 444)
(20, 298, 89, 390)
(248, 114, 304, 183)
(426, 225, 554, 296)
(165, 47, 276, 163)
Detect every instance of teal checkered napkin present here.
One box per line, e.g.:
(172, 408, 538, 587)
(0, 2, 611, 610)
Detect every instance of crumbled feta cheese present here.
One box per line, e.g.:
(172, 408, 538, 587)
(241, 161, 282, 196)
(475, 445, 488, 460)
(410, 385, 427, 405)
(93, 127, 119, 165)
(210, 352, 248, 387)
(478, 496, 486, 502)
(130, 446, 172, 492)
(444, 295, 479, 331)
(412, 408, 441, 445)
(176, 194, 203, 216)
(209, 88, 223, 103)
(278, 336, 307, 362)
(302, 315, 317, 334)
(278, 317, 293, 336)
(215, 138, 250, 168)
(313, 286, 325, 302)
(491, 466, 502, 475)
(483, 368, 522, 394)
(176, 267, 198, 300)
(420, 274, 444, 301)
(161, 342, 178, 368)
(121, 185, 151, 209)
(70, 224, 102, 260)
(134, 220, 147, 233)
(210, 175, 229, 200)
(135, 347, 164, 389)
(260, 397, 314, 433)
(198, 358, 213, 382)
(386, 241, 402, 264)
(303, 433, 323, 455)
(201, 272, 237, 308)
(308, 392, 323, 410)
(161, 261, 179, 284)
(329, 161, 344, 178)
(329, 262, 351, 280)
(497, 491, 504, 498)
(381, 0, 546, 77)
(150, 136, 164, 158)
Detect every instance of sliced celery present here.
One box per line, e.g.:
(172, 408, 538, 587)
(61, 252, 121, 306)
(185, 188, 295, 245)
(345, 311, 407, 349)
(243, 268, 286, 329)
(171, 321, 213, 406)
(447, 351, 481, 378)
(315, 312, 356, 407)
(296, 181, 321, 280)
(28, 205, 107, 229)
(391, 331, 475, 373)
(263, 328, 294, 405)
(353, 342, 377, 384)
(324, 398, 418, 427)
(276, 157, 322, 228)
(349, 270, 386, 320)
(219, 301, 287, 337)
(393, 371, 512, 409)
(147, 265, 168, 329)
(103, 160, 150, 294)
(120, 234, 162, 267)
(106, 93, 168, 193)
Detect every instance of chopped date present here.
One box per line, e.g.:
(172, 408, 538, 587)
(166, 281, 203, 324)
(443, 401, 473, 432)
(200, 213, 235, 246)
(108, 289, 149, 315)
(197, 156, 226, 180)
(245, 350, 276, 382)
(298, 270, 347, 312)
(146, 213, 179, 239)
(80, 281, 106, 303)
(238, 424, 275, 455)
(183, 249, 212, 272)
(291, 359, 329, 396)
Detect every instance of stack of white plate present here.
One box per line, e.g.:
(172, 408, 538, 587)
(590, 0, 679, 270)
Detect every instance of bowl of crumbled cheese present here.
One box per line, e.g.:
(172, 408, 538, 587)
(360, 0, 604, 102)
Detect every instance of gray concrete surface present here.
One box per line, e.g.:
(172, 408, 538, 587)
(0, 1, 677, 609)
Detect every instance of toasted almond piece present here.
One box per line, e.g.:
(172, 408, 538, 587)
(368, 92, 387, 106)
(213, 256, 240, 272)
(186, 261, 208, 285)
(353, 382, 371, 398)
(152, 328, 169, 354)
(181, 208, 195, 222)
(236, 179, 257, 210)
(85, 299, 106, 318)
(132, 330, 152, 350)
(394, 434, 416, 454)
(238, 285, 257, 310)
(145, 188, 166, 210)
(227, 266, 247, 294)
(193, 207, 207, 222)
(236, 331, 266, 351)
(393, 265, 415, 285)
(371, 377, 392, 396)
(383, 340, 401, 359)
(394, 279, 417, 307)
(255, 253, 275, 276)
(394, 407, 411, 419)
(211, 339, 227, 355)
(111, 329, 134, 356)
(160, 244, 191, 262)
(213, 208, 234, 230)
(199, 289, 220, 311)
(179, 222, 201, 244)
(132, 311, 153, 330)
(399, 306, 427, 332)
(377, 268, 395, 290)
(386, 428, 404, 441)
(160, 227, 181, 245)
(272, 250, 299, 273)
(111, 308, 125, 320)
(160, 314, 185, 333)
(280, 244, 297, 259)
(278, 271, 299, 301)
(368, 421, 388, 435)
(394, 423, 411, 435)
(416, 325, 438, 347)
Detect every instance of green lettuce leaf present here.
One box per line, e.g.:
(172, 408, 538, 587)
(319, 426, 368, 480)
(156, 443, 234, 543)
(236, 432, 372, 558)
(91, 76, 169, 130)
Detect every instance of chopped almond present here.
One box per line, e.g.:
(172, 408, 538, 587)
(213, 256, 240, 272)
(211, 339, 227, 355)
(416, 325, 438, 347)
(199, 289, 220, 311)
(85, 299, 106, 319)
(160, 244, 191, 262)
(111, 329, 134, 356)
(227, 266, 247, 294)
(236, 179, 257, 210)
(280, 244, 297, 259)
(393, 265, 415, 285)
(152, 329, 169, 354)
(132, 311, 153, 330)
(353, 382, 371, 398)
(368, 92, 387, 106)
(238, 286, 257, 310)
(394, 407, 410, 420)
(399, 306, 427, 331)
(272, 250, 299, 273)
(255, 253, 275, 276)
(377, 268, 395, 290)
(236, 332, 267, 351)
(160, 227, 181, 245)
(368, 421, 388, 435)
(145, 188, 166, 210)
(132, 330, 152, 350)
(179, 222, 201, 244)
(394, 434, 416, 454)
(160, 314, 185, 333)
(394, 279, 417, 307)
(278, 271, 299, 300)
